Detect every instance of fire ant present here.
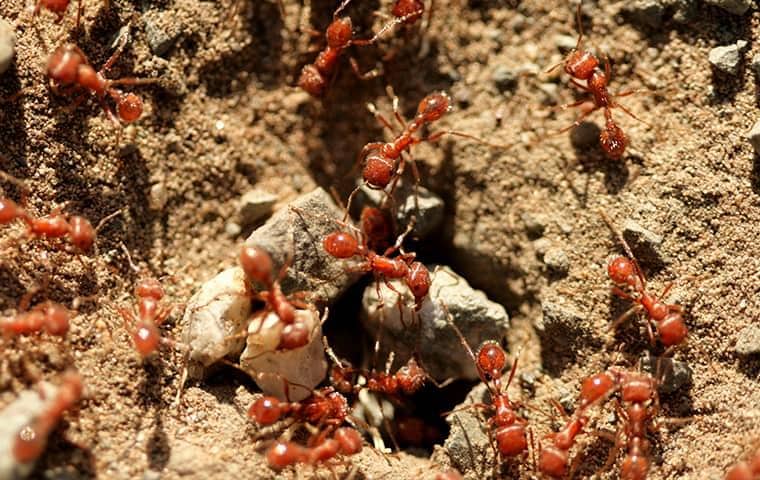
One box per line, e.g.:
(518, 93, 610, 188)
(0, 198, 96, 252)
(1, 301, 70, 338)
(725, 445, 760, 480)
(248, 386, 349, 428)
(601, 213, 688, 349)
(13, 371, 84, 464)
(239, 244, 316, 350)
(548, 4, 648, 159)
(117, 278, 174, 357)
(442, 302, 530, 462)
(46, 33, 156, 127)
(266, 426, 363, 470)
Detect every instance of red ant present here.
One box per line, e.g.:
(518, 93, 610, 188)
(443, 302, 530, 461)
(1, 198, 95, 251)
(117, 278, 174, 357)
(248, 386, 349, 428)
(391, 0, 426, 26)
(31, 0, 105, 27)
(46, 33, 156, 127)
(239, 244, 315, 350)
(13, 371, 84, 464)
(1, 301, 70, 338)
(601, 213, 688, 348)
(266, 426, 363, 470)
(548, 4, 648, 159)
(725, 445, 760, 480)
(328, 352, 427, 397)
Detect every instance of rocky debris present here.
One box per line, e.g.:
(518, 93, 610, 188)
(747, 120, 760, 155)
(708, 41, 748, 76)
(570, 121, 601, 149)
(543, 247, 570, 275)
(521, 212, 548, 238)
(443, 383, 491, 473)
(246, 187, 361, 305)
(623, 0, 665, 28)
(142, 11, 181, 56)
(538, 296, 591, 339)
(554, 34, 578, 52)
(181, 267, 252, 376)
(704, 0, 752, 15)
(639, 352, 693, 394)
(239, 309, 327, 401)
(238, 189, 277, 227)
(353, 180, 444, 240)
(491, 65, 518, 92)
(752, 53, 760, 77)
(622, 218, 666, 264)
(0, 18, 14, 75)
(735, 324, 760, 355)
(361, 265, 509, 381)
(0, 382, 58, 479)
(148, 182, 168, 211)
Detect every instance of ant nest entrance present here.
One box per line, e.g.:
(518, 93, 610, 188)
(240, 308, 327, 402)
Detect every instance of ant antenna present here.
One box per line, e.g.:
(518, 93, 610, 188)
(333, 0, 355, 18)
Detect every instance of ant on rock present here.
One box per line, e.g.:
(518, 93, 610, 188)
(601, 213, 688, 349)
(46, 33, 157, 128)
(548, 4, 649, 159)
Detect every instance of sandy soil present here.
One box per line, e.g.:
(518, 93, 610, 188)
(1, 0, 759, 479)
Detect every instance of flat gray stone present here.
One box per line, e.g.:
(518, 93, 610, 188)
(704, 0, 752, 15)
(735, 324, 760, 355)
(709, 43, 743, 75)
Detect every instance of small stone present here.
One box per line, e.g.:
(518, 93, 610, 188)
(0, 18, 15, 75)
(354, 180, 444, 239)
(622, 218, 665, 264)
(238, 189, 277, 227)
(444, 383, 491, 473)
(492, 65, 518, 92)
(544, 247, 570, 275)
(149, 182, 168, 211)
(539, 296, 589, 338)
(361, 265, 509, 382)
(142, 470, 161, 480)
(751, 53, 760, 76)
(735, 324, 760, 355)
(624, 0, 665, 28)
(225, 221, 241, 237)
(143, 11, 180, 56)
(708, 43, 743, 75)
(555, 34, 578, 52)
(570, 121, 601, 149)
(639, 352, 693, 394)
(704, 0, 752, 15)
(533, 238, 552, 256)
(521, 212, 548, 237)
(538, 82, 559, 105)
(747, 120, 760, 154)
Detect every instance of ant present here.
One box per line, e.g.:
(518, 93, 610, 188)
(239, 244, 316, 350)
(548, 4, 648, 159)
(117, 278, 174, 357)
(601, 213, 688, 349)
(328, 352, 427, 397)
(46, 33, 156, 128)
(442, 302, 530, 463)
(248, 386, 349, 428)
(1, 198, 96, 251)
(266, 426, 363, 470)
(391, 0, 426, 27)
(1, 301, 70, 338)
(725, 445, 760, 480)
(13, 371, 84, 464)
(31, 0, 106, 27)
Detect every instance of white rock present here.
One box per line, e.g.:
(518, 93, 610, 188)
(239, 309, 326, 401)
(0, 19, 15, 75)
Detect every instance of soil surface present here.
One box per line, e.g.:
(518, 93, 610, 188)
(1, 0, 759, 479)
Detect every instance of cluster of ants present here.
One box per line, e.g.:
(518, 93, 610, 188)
(1, 1, 757, 479)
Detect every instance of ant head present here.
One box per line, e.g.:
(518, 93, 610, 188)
(579, 372, 615, 408)
(323, 231, 359, 259)
(249, 396, 282, 425)
(564, 49, 598, 81)
(658, 313, 687, 346)
(117, 92, 144, 123)
(600, 119, 627, 159)
(476, 341, 507, 380)
(326, 17, 353, 48)
(279, 321, 310, 349)
(607, 256, 636, 286)
(363, 153, 394, 189)
(417, 92, 451, 123)
(240, 245, 274, 284)
(392, 0, 424, 23)
(135, 278, 164, 301)
(334, 427, 362, 455)
(47, 45, 82, 85)
(406, 261, 431, 302)
(68, 216, 95, 251)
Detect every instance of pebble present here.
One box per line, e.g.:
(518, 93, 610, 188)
(570, 121, 601, 149)
(624, 0, 665, 28)
(491, 65, 518, 92)
(361, 265, 509, 381)
(704, 0, 752, 15)
(554, 34, 578, 52)
(538, 296, 589, 338)
(521, 211, 548, 237)
(735, 324, 760, 355)
(148, 182, 168, 211)
(0, 18, 14, 75)
(639, 352, 693, 394)
(747, 120, 760, 155)
(443, 382, 491, 473)
(143, 11, 180, 56)
(238, 189, 277, 227)
(354, 180, 444, 240)
(708, 42, 745, 75)
(543, 247, 570, 275)
(622, 218, 665, 264)
(0, 382, 58, 480)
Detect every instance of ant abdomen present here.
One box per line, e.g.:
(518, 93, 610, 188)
(249, 396, 283, 425)
(657, 313, 687, 346)
(240, 245, 274, 285)
(133, 322, 160, 357)
(363, 152, 395, 188)
(417, 92, 451, 123)
(495, 424, 527, 456)
(600, 120, 627, 159)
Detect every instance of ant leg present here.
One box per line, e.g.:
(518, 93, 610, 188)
(366, 104, 397, 134)
(333, 0, 355, 18)
(659, 282, 674, 300)
(554, 108, 594, 135)
(549, 97, 588, 112)
(385, 85, 407, 130)
(611, 286, 637, 302)
(108, 77, 161, 87)
(75, 0, 84, 32)
(613, 100, 652, 127)
(568, 78, 591, 92)
(424, 129, 513, 149)
(610, 304, 642, 331)
(348, 57, 384, 80)
(101, 31, 130, 74)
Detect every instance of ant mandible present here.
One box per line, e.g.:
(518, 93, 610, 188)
(601, 213, 688, 349)
(46, 33, 156, 127)
(548, 4, 648, 159)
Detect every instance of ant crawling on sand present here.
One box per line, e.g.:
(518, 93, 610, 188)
(266, 426, 363, 470)
(117, 277, 175, 357)
(601, 213, 688, 349)
(548, 4, 649, 159)
(0, 197, 96, 252)
(46, 32, 157, 128)
(1, 301, 70, 338)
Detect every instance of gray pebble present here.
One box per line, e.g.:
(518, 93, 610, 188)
(747, 120, 760, 155)
(622, 218, 666, 264)
(0, 18, 15, 75)
(544, 247, 570, 275)
(492, 65, 518, 92)
(149, 182, 168, 211)
(708, 43, 743, 75)
(521, 211, 548, 237)
(539, 296, 590, 339)
(570, 121, 601, 149)
(143, 11, 180, 56)
(735, 323, 760, 354)
(704, 0, 752, 15)
(751, 53, 760, 76)
(624, 0, 665, 28)
(639, 352, 693, 394)
(444, 384, 491, 473)
(555, 34, 579, 52)
(238, 189, 277, 227)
